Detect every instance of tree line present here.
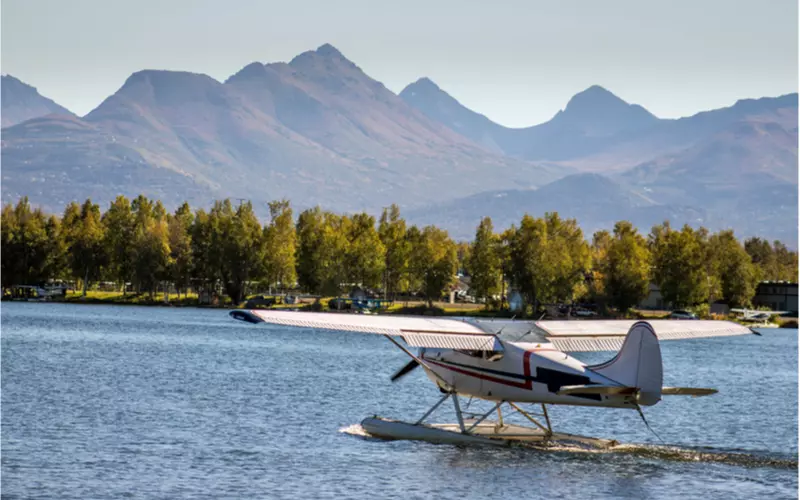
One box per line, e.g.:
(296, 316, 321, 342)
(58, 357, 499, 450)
(2, 196, 797, 313)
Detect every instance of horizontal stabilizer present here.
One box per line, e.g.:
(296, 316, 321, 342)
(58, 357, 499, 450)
(557, 385, 637, 396)
(661, 387, 717, 397)
(558, 386, 717, 398)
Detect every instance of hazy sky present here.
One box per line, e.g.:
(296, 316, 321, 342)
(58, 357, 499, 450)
(2, 0, 797, 127)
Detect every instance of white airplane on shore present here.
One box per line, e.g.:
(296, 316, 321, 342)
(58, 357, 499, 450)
(730, 308, 787, 327)
(231, 310, 757, 448)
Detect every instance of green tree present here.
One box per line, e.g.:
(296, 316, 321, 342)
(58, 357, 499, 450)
(468, 217, 501, 304)
(594, 221, 651, 312)
(649, 223, 709, 308)
(129, 195, 169, 295)
(168, 203, 193, 297)
(345, 212, 385, 290)
(1, 202, 21, 291)
(133, 216, 172, 297)
(743, 237, 798, 283)
(190, 208, 217, 292)
(456, 241, 471, 276)
(497, 226, 516, 309)
(296, 207, 348, 296)
(744, 236, 774, 276)
(509, 215, 546, 313)
(407, 226, 457, 307)
(509, 213, 590, 314)
(210, 200, 265, 304)
(132, 195, 154, 226)
(263, 200, 297, 292)
(404, 225, 424, 297)
(102, 195, 135, 294)
(0, 198, 63, 291)
(545, 213, 590, 303)
(588, 229, 611, 308)
(378, 204, 410, 299)
(42, 213, 67, 283)
(709, 230, 758, 307)
(63, 199, 107, 296)
(771, 241, 799, 282)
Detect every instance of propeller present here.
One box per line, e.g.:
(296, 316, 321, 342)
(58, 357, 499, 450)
(390, 359, 419, 382)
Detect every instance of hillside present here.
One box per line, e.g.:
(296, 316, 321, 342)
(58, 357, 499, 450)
(401, 79, 797, 243)
(406, 173, 707, 241)
(1, 75, 73, 128)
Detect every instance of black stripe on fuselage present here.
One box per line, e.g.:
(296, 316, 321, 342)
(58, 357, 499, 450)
(430, 358, 602, 401)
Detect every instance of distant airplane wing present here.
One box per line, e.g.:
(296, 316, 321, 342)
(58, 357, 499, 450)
(730, 308, 788, 318)
(534, 320, 756, 352)
(230, 310, 502, 351)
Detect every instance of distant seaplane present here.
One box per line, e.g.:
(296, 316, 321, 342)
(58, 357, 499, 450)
(231, 310, 758, 448)
(730, 308, 787, 328)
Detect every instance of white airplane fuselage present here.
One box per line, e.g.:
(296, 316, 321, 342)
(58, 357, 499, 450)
(420, 342, 640, 409)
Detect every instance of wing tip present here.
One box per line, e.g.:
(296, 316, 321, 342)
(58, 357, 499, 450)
(230, 310, 264, 324)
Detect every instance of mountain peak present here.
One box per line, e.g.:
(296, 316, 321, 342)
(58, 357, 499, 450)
(400, 77, 444, 97)
(289, 43, 354, 67)
(315, 43, 344, 58)
(2, 74, 27, 88)
(551, 85, 658, 134)
(116, 70, 222, 98)
(564, 85, 626, 112)
(414, 77, 440, 89)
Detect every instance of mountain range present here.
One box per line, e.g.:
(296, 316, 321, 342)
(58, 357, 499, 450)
(2, 44, 797, 244)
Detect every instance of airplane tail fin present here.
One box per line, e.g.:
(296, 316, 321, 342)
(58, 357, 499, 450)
(587, 321, 663, 405)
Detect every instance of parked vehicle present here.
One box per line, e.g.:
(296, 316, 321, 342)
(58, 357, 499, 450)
(669, 310, 698, 320)
(572, 308, 598, 317)
(329, 298, 352, 310)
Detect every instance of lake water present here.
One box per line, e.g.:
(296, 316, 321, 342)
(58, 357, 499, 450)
(2, 302, 797, 499)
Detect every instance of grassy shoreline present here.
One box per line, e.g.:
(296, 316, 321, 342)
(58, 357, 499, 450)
(9, 291, 798, 327)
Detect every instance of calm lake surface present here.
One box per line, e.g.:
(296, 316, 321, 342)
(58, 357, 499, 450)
(2, 302, 797, 499)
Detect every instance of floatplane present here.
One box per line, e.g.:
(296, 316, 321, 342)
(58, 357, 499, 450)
(730, 308, 787, 328)
(231, 310, 758, 449)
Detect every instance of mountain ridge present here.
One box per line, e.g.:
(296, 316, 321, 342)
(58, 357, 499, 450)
(1, 75, 74, 128)
(2, 45, 564, 215)
(1, 45, 796, 245)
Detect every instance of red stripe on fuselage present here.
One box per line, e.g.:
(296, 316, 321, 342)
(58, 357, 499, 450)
(425, 351, 534, 390)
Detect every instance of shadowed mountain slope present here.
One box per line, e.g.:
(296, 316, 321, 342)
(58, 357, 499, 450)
(407, 173, 706, 241)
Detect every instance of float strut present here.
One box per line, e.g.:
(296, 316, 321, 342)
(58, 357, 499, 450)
(466, 401, 504, 433)
(415, 393, 450, 425)
(508, 402, 552, 437)
(496, 404, 504, 430)
(452, 394, 466, 433)
(541, 403, 552, 434)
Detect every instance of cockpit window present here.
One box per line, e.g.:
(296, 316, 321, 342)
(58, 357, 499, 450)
(455, 350, 504, 361)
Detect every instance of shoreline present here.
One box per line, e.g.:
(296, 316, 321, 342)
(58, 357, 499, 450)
(5, 295, 798, 327)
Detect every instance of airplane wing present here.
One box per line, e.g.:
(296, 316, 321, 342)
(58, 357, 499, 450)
(534, 320, 755, 352)
(730, 308, 788, 321)
(230, 310, 503, 351)
(730, 308, 788, 315)
(231, 310, 754, 353)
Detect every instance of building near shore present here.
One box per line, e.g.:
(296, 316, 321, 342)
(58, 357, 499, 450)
(752, 281, 798, 313)
(638, 283, 667, 310)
